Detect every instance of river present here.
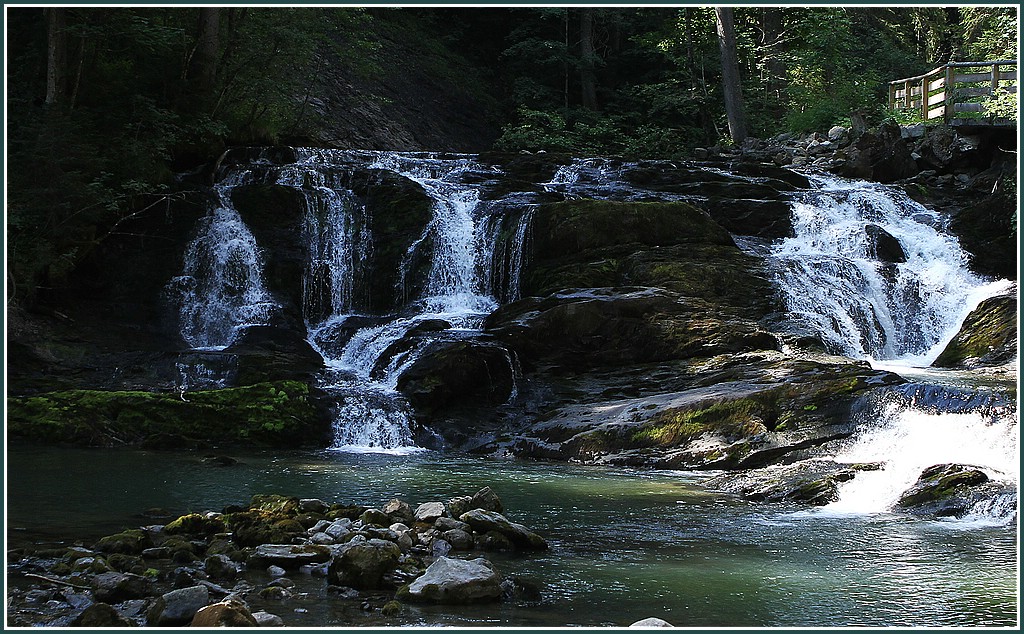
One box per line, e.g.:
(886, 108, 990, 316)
(6, 443, 1017, 627)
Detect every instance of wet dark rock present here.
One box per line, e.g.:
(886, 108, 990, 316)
(897, 463, 1002, 517)
(90, 572, 153, 603)
(327, 538, 402, 590)
(147, 585, 209, 626)
(164, 513, 226, 536)
(707, 460, 882, 505)
(94, 530, 153, 555)
(469, 486, 505, 514)
(396, 338, 516, 415)
(224, 325, 325, 385)
(864, 224, 907, 263)
(458, 510, 547, 551)
(831, 121, 919, 183)
(70, 602, 134, 627)
(487, 288, 779, 372)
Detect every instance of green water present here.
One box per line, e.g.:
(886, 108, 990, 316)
(5, 444, 1018, 627)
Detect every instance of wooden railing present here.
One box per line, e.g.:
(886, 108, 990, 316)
(888, 60, 1017, 124)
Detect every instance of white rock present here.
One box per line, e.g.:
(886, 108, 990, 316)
(630, 617, 674, 627)
(414, 501, 446, 523)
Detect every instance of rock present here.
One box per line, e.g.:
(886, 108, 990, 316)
(382, 499, 414, 524)
(434, 517, 471, 532)
(248, 544, 332, 569)
(445, 496, 474, 519)
(252, 611, 285, 627)
(224, 325, 325, 386)
(832, 120, 918, 183)
(706, 460, 881, 505)
(70, 603, 135, 627)
(298, 498, 328, 514)
(414, 501, 446, 523)
(470, 486, 504, 513)
(90, 572, 153, 603)
(359, 508, 392, 527)
(459, 509, 547, 550)
(147, 585, 209, 626)
(396, 339, 517, 415)
(190, 599, 259, 627)
(827, 125, 848, 141)
(475, 531, 514, 552)
(898, 463, 991, 514)
(401, 557, 502, 604)
(933, 290, 1016, 369)
(94, 529, 152, 555)
(164, 513, 226, 536)
(205, 554, 238, 580)
(630, 617, 674, 627)
(324, 520, 353, 542)
(327, 538, 402, 589)
(864, 224, 907, 263)
(381, 600, 403, 616)
(441, 529, 474, 550)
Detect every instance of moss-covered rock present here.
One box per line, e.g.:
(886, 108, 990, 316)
(94, 529, 153, 555)
(6, 380, 330, 448)
(486, 288, 778, 372)
(932, 291, 1017, 369)
(897, 463, 990, 510)
(163, 513, 226, 536)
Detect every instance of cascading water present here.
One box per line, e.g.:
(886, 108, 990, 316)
(167, 184, 278, 350)
(270, 150, 522, 452)
(766, 174, 1012, 365)
(758, 174, 1018, 520)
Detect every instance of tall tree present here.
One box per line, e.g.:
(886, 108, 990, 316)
(715, 6, 746, 144)
(579, 8, 598, 110)
(44, 7, 67, 105)
(195, 7, 220, 95)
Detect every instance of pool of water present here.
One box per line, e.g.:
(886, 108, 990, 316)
(5, 444, 1019, 627)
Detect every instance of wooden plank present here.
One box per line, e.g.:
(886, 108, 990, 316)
(927, 92, 946, 106)
(946, 59, 1017, 68)
(955, 72, 994, 83)
(928, 77, 946, 91)
(999, 70, 1017, 81)
(954, 102, 985, 112)
(959, 87, 992, 98)
(927, 106, 946, 120)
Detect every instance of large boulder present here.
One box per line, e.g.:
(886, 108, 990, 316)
(327, 537, 402, 589)
(896, 463, 1013, 518)
(395, 338, 517, 414)
(224, 325, 325, 385)
(831, 120, 919, 183)
(932, 290, 1017, 369)
(486, 288, 778, 372)
(400, 557, 502, 604)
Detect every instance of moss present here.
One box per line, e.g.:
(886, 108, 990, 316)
(6, 380, 328, 448)
(933, 294, 1016, 368)
(95, 529, 152, 555)
(633, 397, 775, 447)
(164, 513, 226, 536)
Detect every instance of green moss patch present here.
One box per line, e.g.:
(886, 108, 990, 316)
(6, 381, 329, 448)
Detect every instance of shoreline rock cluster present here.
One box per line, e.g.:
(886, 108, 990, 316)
(7, 486, 547, 627)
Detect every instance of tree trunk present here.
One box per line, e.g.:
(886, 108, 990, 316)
(196, 7, 220, 94)
(715, 7, 747, 145)
(580, 8, 598, 111)
(45, 7, 67, 106)
(761, 8, 786, 106)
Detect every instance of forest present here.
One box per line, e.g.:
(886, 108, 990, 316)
(5, 5, 1018, 310)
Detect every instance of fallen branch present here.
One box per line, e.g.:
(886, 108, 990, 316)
(20, 572, 91, 591)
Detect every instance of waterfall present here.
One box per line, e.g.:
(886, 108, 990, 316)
(166, 183, 277, 350)
(766, 174, 1012, 365)
(821, 385, 1017, 523)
